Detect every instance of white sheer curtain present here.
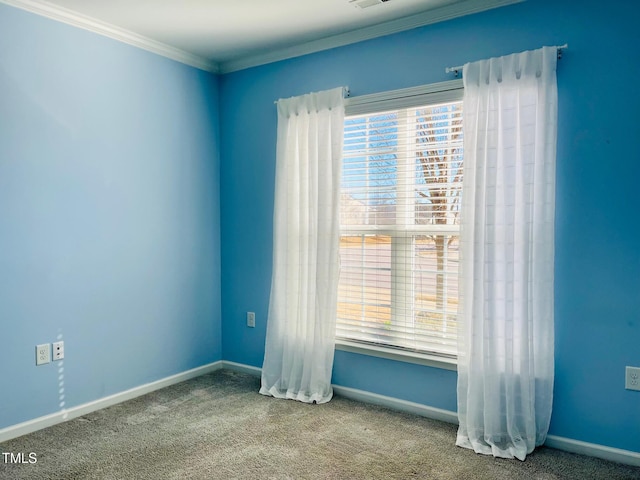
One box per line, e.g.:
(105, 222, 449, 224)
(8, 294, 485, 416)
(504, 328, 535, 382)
(260, 87, 345, 404)
(456, 47, 558, 460)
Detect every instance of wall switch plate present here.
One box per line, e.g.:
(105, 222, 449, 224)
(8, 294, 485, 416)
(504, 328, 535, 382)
(247, 312, 256, 328)
(52, 341, 64, 361)
(36, 344, 50, 365)
(626, 366, 640, 391)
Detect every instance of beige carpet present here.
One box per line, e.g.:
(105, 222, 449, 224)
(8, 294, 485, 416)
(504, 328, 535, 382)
(1, 370, 638, 479)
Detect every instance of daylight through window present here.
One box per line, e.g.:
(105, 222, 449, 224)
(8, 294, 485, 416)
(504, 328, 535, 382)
(337, 87, 463, 358)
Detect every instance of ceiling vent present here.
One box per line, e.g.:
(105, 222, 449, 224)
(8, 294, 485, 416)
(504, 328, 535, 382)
(349, 0, 390, 9)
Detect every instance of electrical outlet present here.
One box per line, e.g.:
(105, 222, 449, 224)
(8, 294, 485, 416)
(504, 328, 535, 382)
(247, 312, 256, 328)
(626, 366, 640, 391)
(53, 341, 64, 361)
(36, 344, 50, 365)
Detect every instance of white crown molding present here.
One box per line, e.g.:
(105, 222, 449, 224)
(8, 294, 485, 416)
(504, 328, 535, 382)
(2, 0, 521, 74)
(0, 0, 220, 73)
(0, 0, 525, 74)
(218, 0, 524, 74)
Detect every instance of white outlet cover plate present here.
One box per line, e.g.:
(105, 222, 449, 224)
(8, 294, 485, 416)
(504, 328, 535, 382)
(626, 366, 640, 391)
(36, 344, 50, 365)
(53, 341, 65, 361)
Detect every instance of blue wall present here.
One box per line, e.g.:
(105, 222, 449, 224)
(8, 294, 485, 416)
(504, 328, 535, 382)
(220, 0, 640, 453)
(1, 0, 638, 456)
(0, 4, 221, 429)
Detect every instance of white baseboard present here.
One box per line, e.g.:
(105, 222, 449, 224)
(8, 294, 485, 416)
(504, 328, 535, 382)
(3, 359, 638, 467)
(220, 360, 459, 424)
(218, 361, 640, 467)
(332, 384, 459, 425)
(221, 360, 262, 376)
(0, 361, 223, 444)
(545, 435, 640, 467)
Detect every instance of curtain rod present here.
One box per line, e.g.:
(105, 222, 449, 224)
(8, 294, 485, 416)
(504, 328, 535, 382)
(273, 86, 350, 105)
(445, 44, 568, 77)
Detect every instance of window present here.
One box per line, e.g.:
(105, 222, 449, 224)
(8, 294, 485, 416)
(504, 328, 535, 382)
(336, 81, 463, 359)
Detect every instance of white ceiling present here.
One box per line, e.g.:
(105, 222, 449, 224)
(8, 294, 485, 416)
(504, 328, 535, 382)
(2, 0, 521, 73)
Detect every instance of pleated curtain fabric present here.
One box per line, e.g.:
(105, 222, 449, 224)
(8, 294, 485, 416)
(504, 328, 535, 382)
(456, 47, 558, 460)
(260, 87, 345, 404)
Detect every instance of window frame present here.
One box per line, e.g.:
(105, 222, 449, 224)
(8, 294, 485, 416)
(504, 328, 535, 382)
(336, 79, 464, 370)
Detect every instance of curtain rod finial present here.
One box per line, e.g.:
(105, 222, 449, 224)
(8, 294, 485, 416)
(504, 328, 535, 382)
(557, 43, 568, 60)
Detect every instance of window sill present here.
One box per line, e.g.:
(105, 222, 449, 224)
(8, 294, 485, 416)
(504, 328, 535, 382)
(335, 340, 457, 371)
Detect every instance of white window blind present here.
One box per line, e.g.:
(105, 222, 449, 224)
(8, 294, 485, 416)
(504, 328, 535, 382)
(337, 83, 463, 358)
